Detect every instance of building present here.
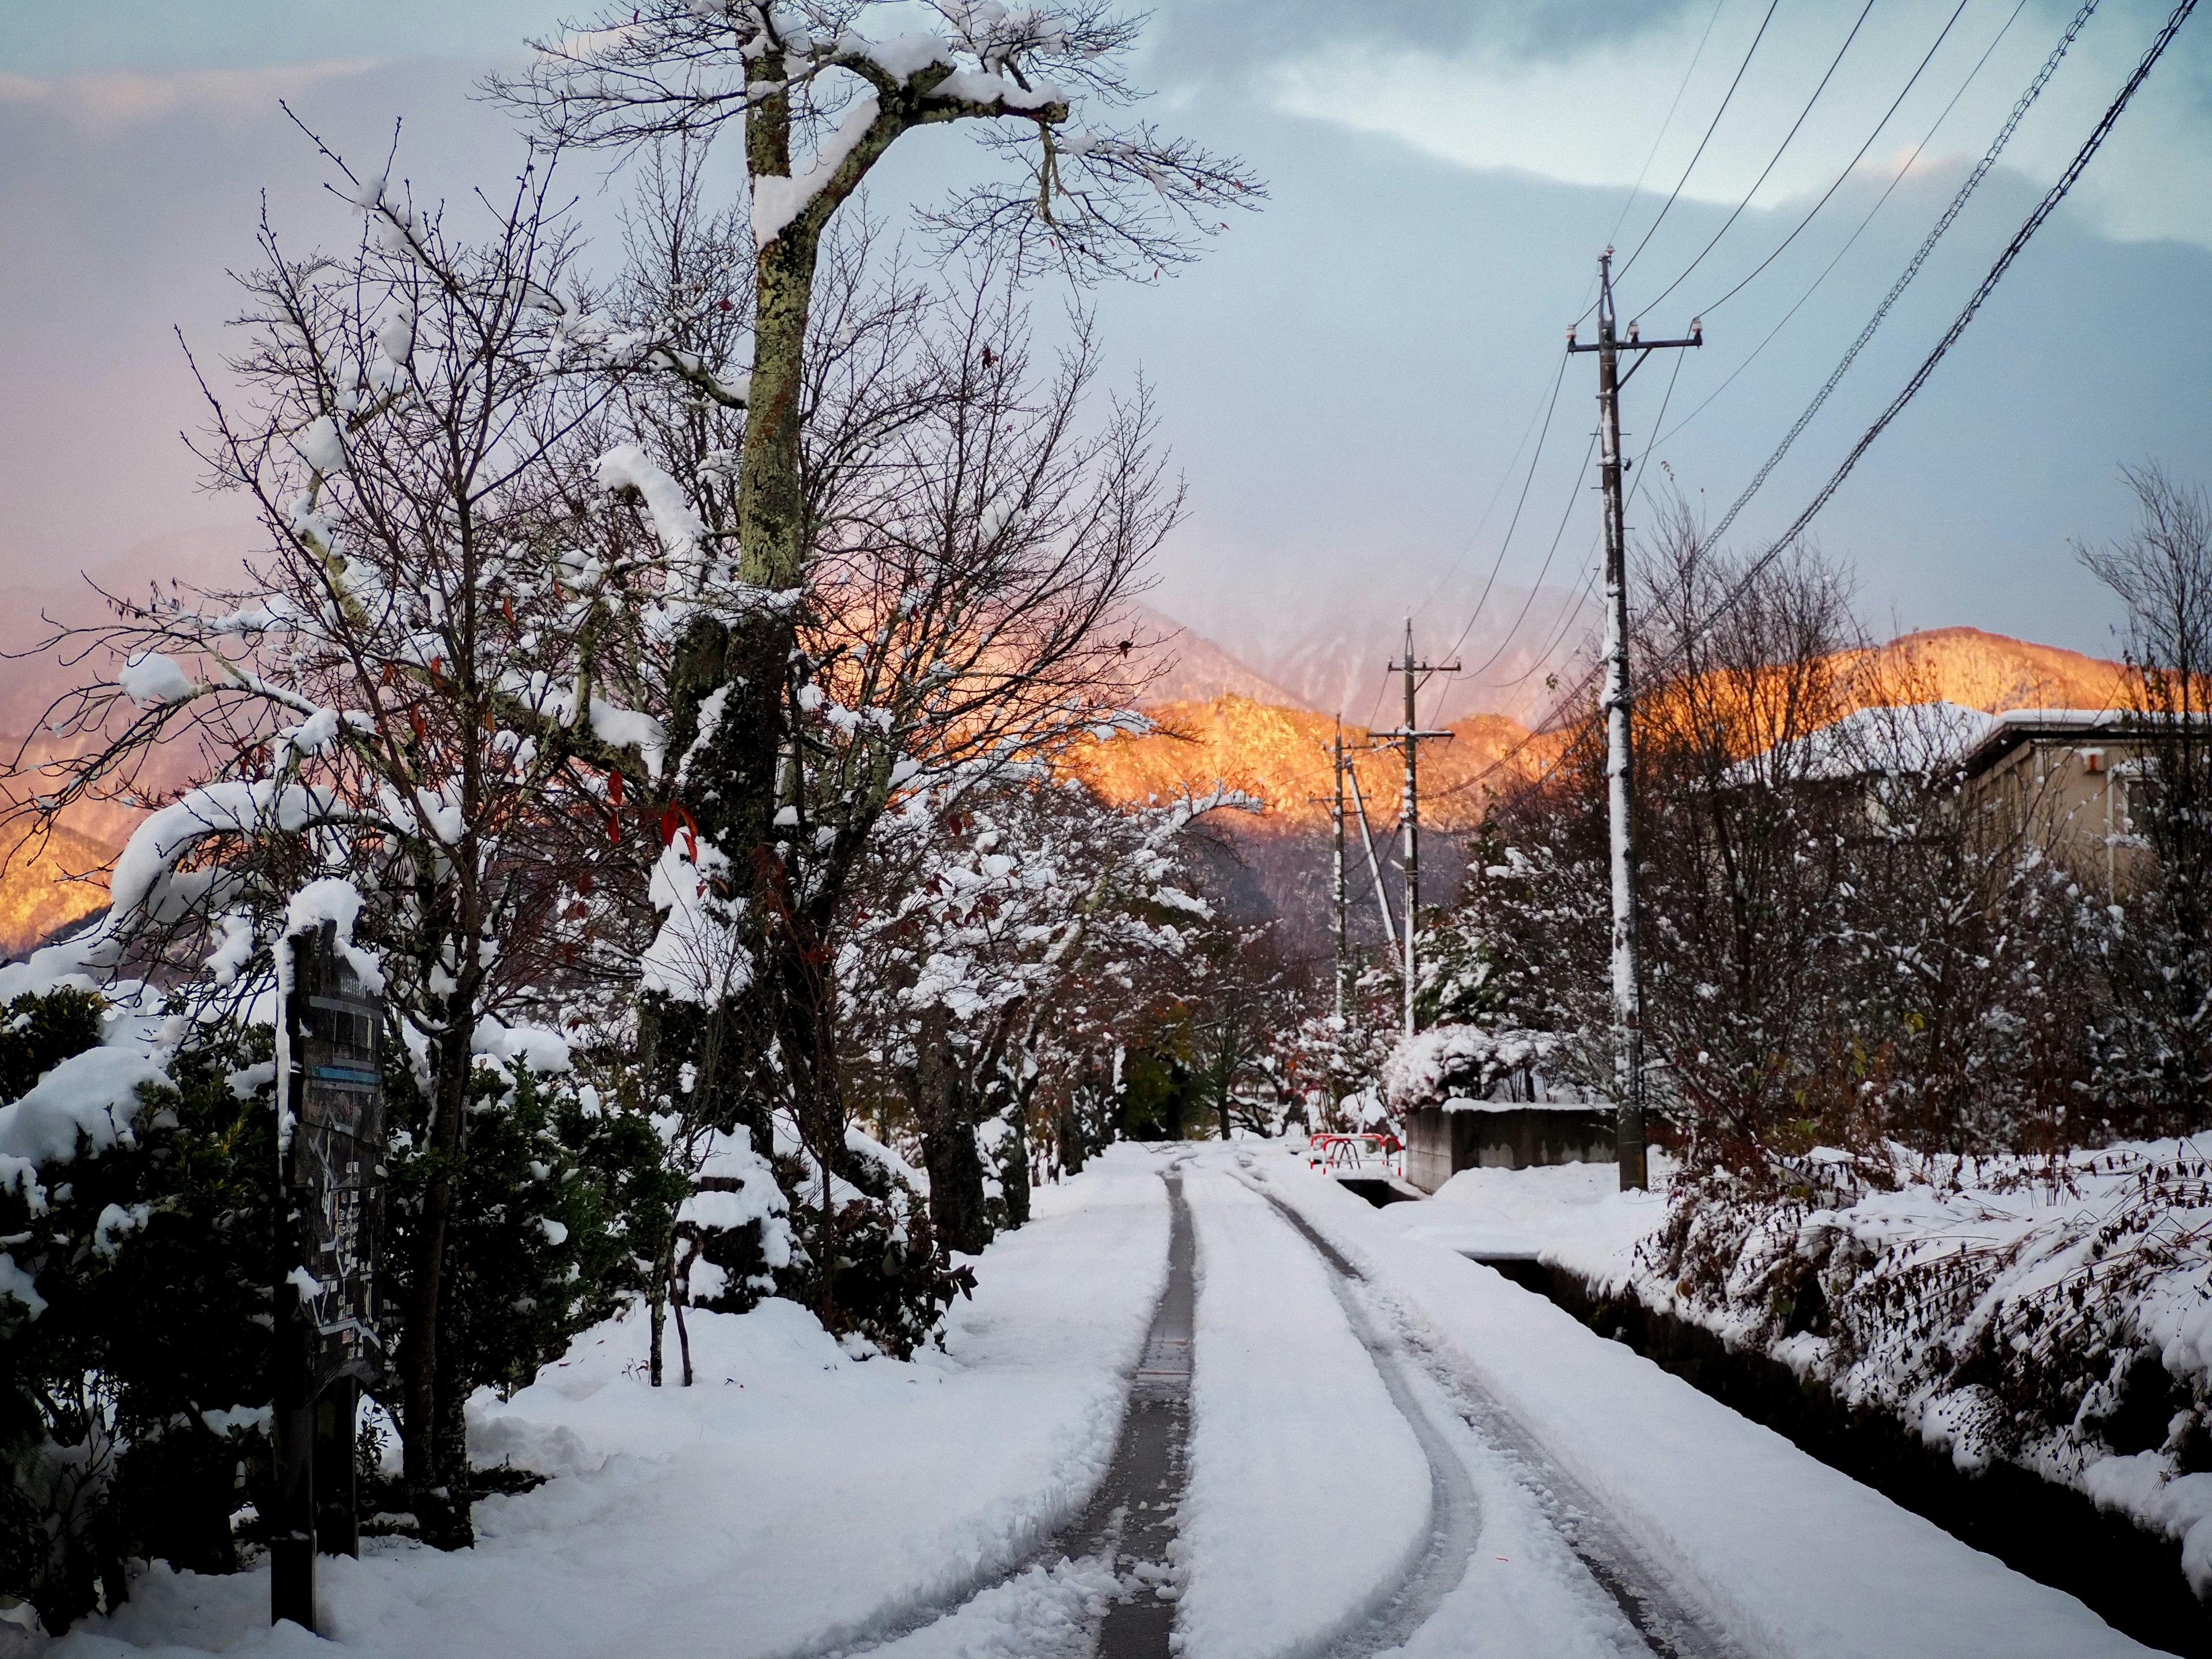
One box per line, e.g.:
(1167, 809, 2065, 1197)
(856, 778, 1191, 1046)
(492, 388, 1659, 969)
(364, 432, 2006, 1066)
(1383, 1024, 1616, 1192)
(1959, 709, 2156, 896)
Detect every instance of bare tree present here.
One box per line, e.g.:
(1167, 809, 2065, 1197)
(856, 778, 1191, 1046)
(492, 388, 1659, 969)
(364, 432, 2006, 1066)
(2078, 463, 2212, 1123)
(494, 6, 1258, 1186)
(0, 136, 747, 1538)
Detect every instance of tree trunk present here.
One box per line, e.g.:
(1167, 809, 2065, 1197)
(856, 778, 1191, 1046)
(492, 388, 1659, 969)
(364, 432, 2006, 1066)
(912, 1005, 990, 1256)
(397, 1025, 471, 1539)
(999, 1075, 1035, 1228)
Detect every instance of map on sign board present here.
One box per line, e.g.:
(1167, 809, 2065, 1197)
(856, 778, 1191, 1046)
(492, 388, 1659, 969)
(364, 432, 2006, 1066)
(285, 923, 388, 1392)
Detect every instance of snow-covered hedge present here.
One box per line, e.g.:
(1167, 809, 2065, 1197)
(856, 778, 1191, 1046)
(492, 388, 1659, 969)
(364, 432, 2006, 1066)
(1635, 1138, 2212, 1594)
(1382, 1024, 1559, 1112)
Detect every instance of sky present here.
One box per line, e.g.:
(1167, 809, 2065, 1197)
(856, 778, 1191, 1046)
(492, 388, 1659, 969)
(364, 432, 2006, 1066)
(3, 0, 2210, 696)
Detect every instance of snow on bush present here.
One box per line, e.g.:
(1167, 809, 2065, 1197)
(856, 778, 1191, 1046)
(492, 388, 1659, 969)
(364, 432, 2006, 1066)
(1634, 1137, 2212, 1592)
(1383, 1023, 1559, 1112)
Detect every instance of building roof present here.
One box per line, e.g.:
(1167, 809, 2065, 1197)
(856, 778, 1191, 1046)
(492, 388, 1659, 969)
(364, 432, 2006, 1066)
(1730, 701, 1995, 786)
(1960, 707, 2135, 779)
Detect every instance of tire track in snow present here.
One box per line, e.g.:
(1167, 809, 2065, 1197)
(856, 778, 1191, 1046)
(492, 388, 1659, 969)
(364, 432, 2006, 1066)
(1234, 1157, 1737, 1659)
(1077, 1161, 1195, 1658)
(817, 1157, 1195, 1659)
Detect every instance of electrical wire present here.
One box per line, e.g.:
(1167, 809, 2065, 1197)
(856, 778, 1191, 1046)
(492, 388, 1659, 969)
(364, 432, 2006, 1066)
(1433, 353, 1570, 662)
(1650, 0, 2035, 452)
(1695, 0, 1975, 320)
(1670, 0, 2196, 683)
(1630, 0, 1880, 322)
(1414, 351, 1570, 617)
(1430, 0, 2190, 840)
(1700, 0, 2104, 552)
(1608, 0, 1732, 250)
(1609, 0, 1784, 294)
(1457, 427, 1600, 680)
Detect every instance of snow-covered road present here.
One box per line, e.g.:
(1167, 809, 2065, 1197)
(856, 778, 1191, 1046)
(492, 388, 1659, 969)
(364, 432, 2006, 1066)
(43, 1143, 2169, 1659)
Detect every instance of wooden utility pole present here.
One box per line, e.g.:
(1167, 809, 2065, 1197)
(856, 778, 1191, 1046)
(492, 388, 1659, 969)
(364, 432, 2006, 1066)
(1378, 622, 1457, 1038)
(1328, 722, 1349, 1022)
(1567, 248, 1700, 1191)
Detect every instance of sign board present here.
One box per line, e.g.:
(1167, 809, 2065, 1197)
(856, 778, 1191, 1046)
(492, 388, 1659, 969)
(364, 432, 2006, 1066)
(283, 921, 387, 1392)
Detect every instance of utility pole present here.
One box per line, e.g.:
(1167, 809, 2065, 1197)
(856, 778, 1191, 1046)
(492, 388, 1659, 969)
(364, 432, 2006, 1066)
(1566, 248, 1700, 1192)
(1309, 721, 1353, 1026)
(1378, 622, 1457, 1039)
(1329, 722, 1349, 1024)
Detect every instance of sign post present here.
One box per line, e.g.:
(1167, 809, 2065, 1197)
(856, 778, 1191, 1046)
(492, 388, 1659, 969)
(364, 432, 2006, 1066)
(272, 919, 387, 1631)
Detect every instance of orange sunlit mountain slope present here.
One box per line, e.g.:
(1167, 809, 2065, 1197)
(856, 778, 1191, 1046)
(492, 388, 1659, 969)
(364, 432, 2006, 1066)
(0, 622, 2143, 959)
(1075, 626, 2138, 831)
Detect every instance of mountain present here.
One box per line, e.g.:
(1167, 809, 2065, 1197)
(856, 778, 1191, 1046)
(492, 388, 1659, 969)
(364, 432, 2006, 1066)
(1068, 695, 1551, 835)
(1164, 570, 1601, 728)
(1849, 626, 2134, 713)
(1075, 626, 2141, 838)
(0, 821, 112, 961)
(1112, 601, 1308, 709)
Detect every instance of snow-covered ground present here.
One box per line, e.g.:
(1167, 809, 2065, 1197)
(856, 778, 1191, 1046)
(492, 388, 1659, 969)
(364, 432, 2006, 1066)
(1389, 1138, 2212, 1605)
(33, 1147, 1170, 1659)
(1373, 1156, 1672, 1267)
(28, 1141, 2171, 1659)
(1175, 1164, 1429, 1658)
(1251, 1143, 2159, 1658)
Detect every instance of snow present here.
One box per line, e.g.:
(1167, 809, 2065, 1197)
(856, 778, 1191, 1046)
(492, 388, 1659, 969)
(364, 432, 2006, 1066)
(117, 650, 196, 706)
(284, 877, 384, 994)
(1383, 1022, 1560, 1110)
(1377, 1157, 1669, 1265)
(752, 96, 880, 247)
(1176, 1165, 1431, 1659)
(639, 834, 744, 1004)
(470, 1016, 571, 1078)
(1732, 700, 1994, 784)
(0, 1251, 46, 1319)
(52, 1149, 1170, 1659)
(586, 698, 667, 778)
(294, 415, 349, 479)
(0, 1046, 171, 1164)
(1254, 1154, 2157, 1659)
(22, 1146, 2171, 1657)
(0, 779, 335, 1001)
(594, 445, 704, 579)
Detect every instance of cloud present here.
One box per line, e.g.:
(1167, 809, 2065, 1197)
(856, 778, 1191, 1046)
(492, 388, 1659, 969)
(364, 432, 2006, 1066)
(1156, 0, 1699, 73)
(1213, 0, 2212, 254)
(0, 61, 384, 128)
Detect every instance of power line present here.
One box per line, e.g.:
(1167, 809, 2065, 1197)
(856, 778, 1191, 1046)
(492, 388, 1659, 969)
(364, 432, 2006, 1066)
(1459, 428, 1599, 680)
(1694, 0, 1975, 320)
(1674, 0, 2196, 681)
(1425, 0, 2177, 820)
(1630, 0, 1879, 323)
(1700, 0, 2104, 552)
(1611, 0, 1783, 291)
(1460, 343, 1688, 690)
(1437, 353, 1570, 663)
(1415, 351, 1569, 617)
(1607, 0, 1732, 250)
(1651, 0, 2036, 451)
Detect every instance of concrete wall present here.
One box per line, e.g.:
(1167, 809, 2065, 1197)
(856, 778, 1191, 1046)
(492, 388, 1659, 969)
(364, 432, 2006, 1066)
(1404, 1104, 1617, 1193)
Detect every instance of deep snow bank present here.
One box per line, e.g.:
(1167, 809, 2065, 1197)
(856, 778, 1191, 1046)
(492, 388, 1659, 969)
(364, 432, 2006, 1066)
(41, 1148, 1171, 1659)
